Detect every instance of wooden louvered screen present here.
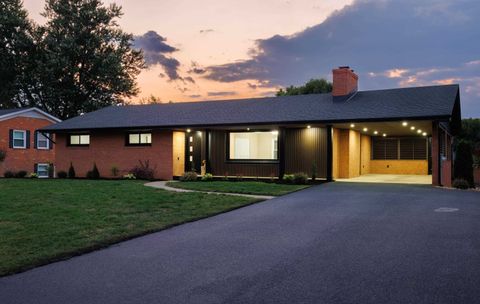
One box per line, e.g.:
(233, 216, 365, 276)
(373, 137, 427, 160)
(372, 138, 398, 160)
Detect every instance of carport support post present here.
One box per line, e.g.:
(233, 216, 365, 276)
(431, 121, 440, 186)
(279, 127, 286, 181)
(326, 125, 333, 182)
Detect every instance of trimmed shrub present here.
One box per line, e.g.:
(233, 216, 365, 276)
(111, 165, 119, 177)
(180, 171, 198, 182)
(283, 174, 294, 184)
(4, 171, 15, 178)
(453, 178, 470, 190)
(68, 162, 76, 178)
(454, 141, 474, 187)
(201, 173, 213, 181)
(311, 161, 317, 181)
(130, 160, 155, 180)
(48, 164, 54, 178)
(57, 171, 68, 178)
(86, 163, 100, 179)
(293, 172, 309, 184)
(0, 149, 6, 162)
(15, 171, 27, 178)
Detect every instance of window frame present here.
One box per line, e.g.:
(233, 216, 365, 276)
(125, 132, 152, 146)
(226, 130, 280, 164)
(36, 132, 50, 150)
(36, 163, 50, 178)
(68, 134, 90, 146)
(12, 130, 27, 149)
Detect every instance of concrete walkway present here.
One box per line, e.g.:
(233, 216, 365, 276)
(336, 173, 432, 184)
(145, 180, 275, 200)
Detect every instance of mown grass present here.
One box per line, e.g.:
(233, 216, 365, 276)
(167, 180, 310, 196)
(0, 179, 259, 276)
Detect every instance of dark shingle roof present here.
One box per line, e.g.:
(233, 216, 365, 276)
(0, 108, 26, 117)
(42, 84, 459, 132)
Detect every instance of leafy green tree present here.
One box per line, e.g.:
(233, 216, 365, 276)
(454, 140, 474, 187)
(25, 0, 144, 119)
(0, 0, 34, 108)
(276, 78, 332, 96)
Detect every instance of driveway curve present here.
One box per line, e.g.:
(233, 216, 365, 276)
(1, 182, 480, 304)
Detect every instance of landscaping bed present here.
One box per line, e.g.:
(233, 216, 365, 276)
(0, 179, 258, 276)
(166, 180, 310, 196)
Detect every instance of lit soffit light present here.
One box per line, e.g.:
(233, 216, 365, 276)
(410, 126, 415, 130)
(383, 133, 387, 137)
(350, 124, 355, 128)
(417, 129, 422, 134)
(307, 125, 311, 129)
(374, 131, 378, 135)
(197, 131, 202, 136)
(186, 129, 191, 133)
(422, 132, 427, 136)
(271, 130, 279, 135)
(247, 128, 250, 131)
(402, 121, 408, 126)
(363, 127, 368, 132)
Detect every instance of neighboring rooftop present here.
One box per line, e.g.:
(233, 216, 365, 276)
(41, 84, 460, 132)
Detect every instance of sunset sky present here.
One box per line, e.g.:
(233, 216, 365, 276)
(23, 0, 480, 117)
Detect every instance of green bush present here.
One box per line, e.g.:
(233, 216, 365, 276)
(453, 178, 470, 190)
(454, 140, 474, 187)
(4, 171, 15, 178)
(201, 173, 213, 181)
(130, 160, 155, 180)
(15, 171, 27, 178)
(180, 171, 198, 182)
(68, 162, 76, 178)
(86, 163, 100, 179)
(311, 161, 317, 181)
(57, 171, 68, 178)
(283, 174, 294, 184)
(293, 172, 309, 184)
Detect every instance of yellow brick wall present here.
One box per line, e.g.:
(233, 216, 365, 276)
(370, 160, 428, 175)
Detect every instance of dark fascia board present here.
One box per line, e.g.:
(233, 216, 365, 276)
(41, 114, 453, 133)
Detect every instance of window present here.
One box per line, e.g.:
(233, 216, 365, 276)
(372, 137, 427, 160)
(36, 132, 49, 149)
(69, 134, 90, 146)
(13, 130, 26, 148)
(127, 132, 152, 146)
(36, 163, 50, 178)
(228, 131, 279, 161)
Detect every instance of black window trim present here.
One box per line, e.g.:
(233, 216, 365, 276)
(125, 132, 152, 147)
(225, 130, 280, 164)
(67, 133, 90, 147)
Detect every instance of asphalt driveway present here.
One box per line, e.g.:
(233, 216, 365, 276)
(1, 183, 480, 304)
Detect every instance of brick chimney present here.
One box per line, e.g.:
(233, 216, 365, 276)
(332, 66, 358, 97)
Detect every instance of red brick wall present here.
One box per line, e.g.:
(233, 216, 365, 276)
(0, 117, 56, 174)
(55, 130, 173, 180)
(332, 67, 358, 96)
(474, 168, 480, 186)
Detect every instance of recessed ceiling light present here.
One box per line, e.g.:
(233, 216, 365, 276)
(410, 126, 415, 130)
(363, 127, 368, 132)
(382, 133, 387, 137)
(402, 121, 408, 126)
(186, 129, 191, 133)
(417, 129, 422, 134)
(374, 131, 378, 135)
(307, 125, 311, 129)
(247, 128, 250, 131)
(350, 123, 355, 128)
(422, 132, 427, 136)
(271, 130, 279, 135)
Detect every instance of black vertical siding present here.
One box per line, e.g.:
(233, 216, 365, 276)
(284, 127, 327, 178)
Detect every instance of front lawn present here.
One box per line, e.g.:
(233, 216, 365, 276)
(0, 179, 258, 276)
(167, 180, 309, 196)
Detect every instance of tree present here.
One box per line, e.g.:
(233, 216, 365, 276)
(454, 140, 474, 187)
(23, 0, 145, 119)
(276, 78, 332, 96)
(0, 0, 34, 108)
